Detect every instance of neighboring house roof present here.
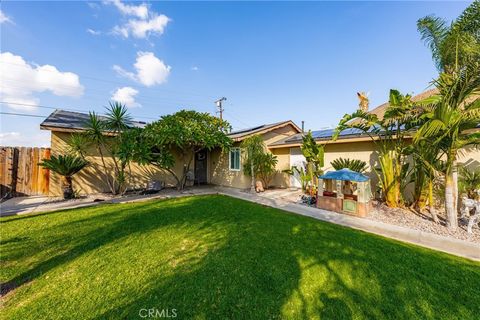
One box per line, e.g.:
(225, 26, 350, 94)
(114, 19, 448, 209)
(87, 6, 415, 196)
(269, 89, 442, 148)
(227, 120, 301, 142)
(40, 109, 147, 132)
(363, 88, 439, 121)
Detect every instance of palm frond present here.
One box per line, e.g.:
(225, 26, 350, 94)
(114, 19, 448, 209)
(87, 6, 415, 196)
(417, 15, 449, 71)
(39, 155, 88, 177)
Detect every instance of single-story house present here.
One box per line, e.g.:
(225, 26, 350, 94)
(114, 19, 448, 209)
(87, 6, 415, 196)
(40, 110, 302, 195)
(41, 90, 480, 197)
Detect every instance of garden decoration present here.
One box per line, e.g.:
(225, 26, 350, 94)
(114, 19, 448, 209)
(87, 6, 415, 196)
(317, 168, 372, 217)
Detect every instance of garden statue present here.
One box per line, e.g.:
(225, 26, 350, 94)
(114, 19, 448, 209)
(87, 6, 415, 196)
(255, 180, 264, 193)
(460, 196, 480, 234)
(357, 92, 369, 112)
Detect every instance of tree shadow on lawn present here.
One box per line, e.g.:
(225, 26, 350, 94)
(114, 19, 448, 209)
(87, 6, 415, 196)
(94, 198, 479, 319)
(2, 195, 480, 319)
(1, 199, 195, 296)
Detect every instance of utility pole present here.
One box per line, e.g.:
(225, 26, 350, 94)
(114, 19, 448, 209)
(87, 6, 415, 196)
(215, 97, 227, 120)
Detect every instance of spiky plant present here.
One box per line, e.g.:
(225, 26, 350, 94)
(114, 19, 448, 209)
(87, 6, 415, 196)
(39, 155, 88, 199)
(331, 158, 368, 173)
(67, 133, 91, 159)
(460, 167, 480, 200)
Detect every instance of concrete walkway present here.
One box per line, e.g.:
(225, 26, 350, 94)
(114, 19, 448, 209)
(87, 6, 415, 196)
(1, 186, 479, 261)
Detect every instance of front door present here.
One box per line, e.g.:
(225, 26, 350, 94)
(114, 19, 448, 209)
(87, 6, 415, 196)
(194, 150, 208, 185)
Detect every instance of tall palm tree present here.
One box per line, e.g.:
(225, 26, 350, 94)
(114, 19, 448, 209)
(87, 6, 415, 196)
(39, 155, 88, 199)
(417, 1, 480, 73)
(416, 2, 480, 230)
(415, 63, 480, 230)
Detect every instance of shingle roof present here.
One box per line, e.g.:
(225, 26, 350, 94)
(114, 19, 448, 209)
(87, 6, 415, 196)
(362, 89, 439, 121)
(269, 89, 441, 148)
(227, 120, 301, 141)
(40, 109, 147, 132)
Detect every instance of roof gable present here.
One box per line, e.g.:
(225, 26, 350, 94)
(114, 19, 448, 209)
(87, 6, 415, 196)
(227, 120, 301, 141)
(40, 109, 147, 132)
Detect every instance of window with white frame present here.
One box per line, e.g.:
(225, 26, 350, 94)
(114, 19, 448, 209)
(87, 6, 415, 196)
(229, 148, 241, 171)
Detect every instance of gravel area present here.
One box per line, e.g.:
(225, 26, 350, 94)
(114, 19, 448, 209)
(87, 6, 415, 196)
(266, 190, 480, 244)
(367, 201, 480, 243)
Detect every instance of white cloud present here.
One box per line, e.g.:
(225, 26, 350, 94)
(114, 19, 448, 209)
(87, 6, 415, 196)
(111, 86, 141, 108)
(113, 14, 169, 39)
(109, 0, 148, 19)
(0, 10, 13, 24)
(0, 131, 50, 147)
(87, 28, 101, 35)
(113, 52, 171, 86)
(0, 52, 84, 110)
(191, 66, 199, 71)
(107, 0, 170, 39)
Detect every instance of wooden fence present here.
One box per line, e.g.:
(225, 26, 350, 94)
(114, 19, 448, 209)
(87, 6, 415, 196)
(0, 147, 51, 199)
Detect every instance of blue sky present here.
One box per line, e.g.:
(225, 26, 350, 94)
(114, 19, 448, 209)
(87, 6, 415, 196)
(0, 1, 471, 147)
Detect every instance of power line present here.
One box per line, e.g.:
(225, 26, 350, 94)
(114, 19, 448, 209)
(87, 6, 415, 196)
(0, 82, 213, 107)
(0, 101, 158, 120)
(0, 60, 218, 100)
(0, 112, 48, 118)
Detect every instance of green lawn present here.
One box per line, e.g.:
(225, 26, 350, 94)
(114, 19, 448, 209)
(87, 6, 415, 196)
(1, 195, 479, 319)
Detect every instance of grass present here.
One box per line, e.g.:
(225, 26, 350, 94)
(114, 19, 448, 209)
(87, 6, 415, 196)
(1, 195, 479, 319)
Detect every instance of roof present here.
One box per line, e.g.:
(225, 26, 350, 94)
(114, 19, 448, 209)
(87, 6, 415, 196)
(40, 109, 147, 132)
(227, 120, 301, 141)
(319, 168, 370, 182)
(268, 127, 375, 147)
(363, 89, 439, 121)
(269, 89, 440, 148)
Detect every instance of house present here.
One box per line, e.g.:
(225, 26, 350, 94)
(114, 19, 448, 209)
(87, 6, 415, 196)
(40, 110, 301, 195)
(40, 90, 480, 197)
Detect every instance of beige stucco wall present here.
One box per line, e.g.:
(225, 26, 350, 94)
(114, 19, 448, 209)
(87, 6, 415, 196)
(209, 124, 299, 189)
(49, 131, 188, 196)
(274, 141, 480, 200)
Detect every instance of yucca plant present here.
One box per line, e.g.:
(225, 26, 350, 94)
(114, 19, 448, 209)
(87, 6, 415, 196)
(39, 155, 88, 199)
(331, 157, 368, 173)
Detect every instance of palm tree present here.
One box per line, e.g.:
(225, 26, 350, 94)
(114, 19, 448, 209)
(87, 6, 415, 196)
(416, 2, 480, 230)
(331, 158, 368, 173)
(241, 135, 266, 193)
(406, 140, 444, 223)
(415, 63, 480, 230)
(417, 1, 480, 74)
(301, 131, 324, 196)
(334, 90, 414, 207)
(39, 155, 88, 199)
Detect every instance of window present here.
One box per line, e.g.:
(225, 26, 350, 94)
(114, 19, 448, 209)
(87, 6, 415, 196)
(229, 148, 241, 171)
